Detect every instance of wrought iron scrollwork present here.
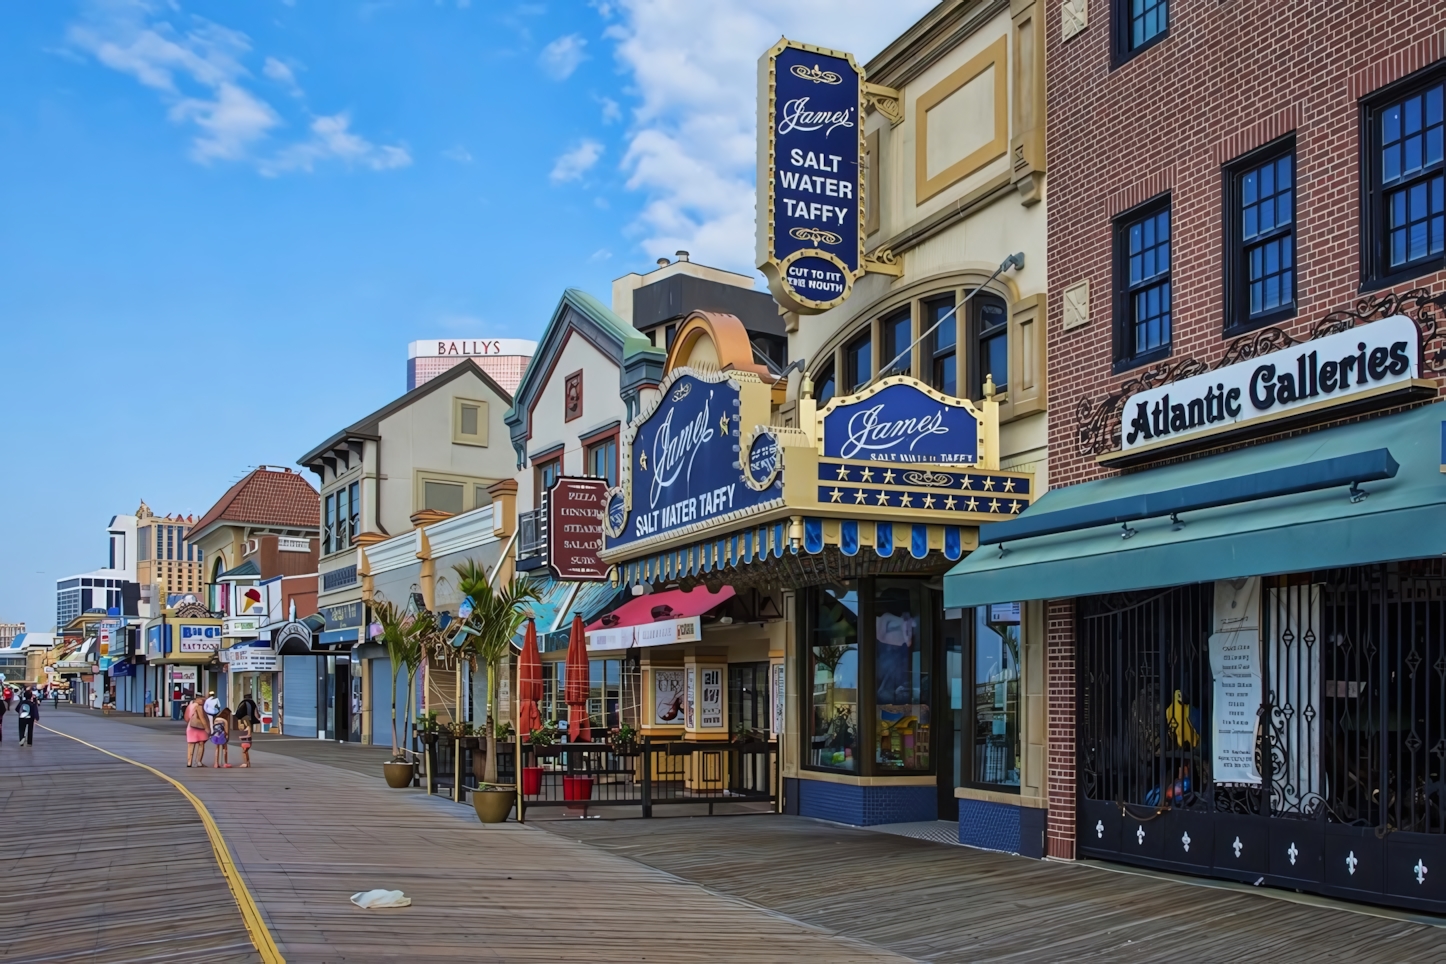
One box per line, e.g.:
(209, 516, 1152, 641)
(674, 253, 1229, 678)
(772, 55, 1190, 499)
(1075, 290, 1446, 457)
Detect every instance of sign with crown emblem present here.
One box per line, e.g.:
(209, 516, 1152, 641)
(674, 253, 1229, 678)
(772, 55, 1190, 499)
(756, 39, 866, 314)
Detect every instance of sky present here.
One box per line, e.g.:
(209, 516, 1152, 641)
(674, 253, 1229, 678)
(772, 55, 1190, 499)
(0, 0, 936, 632)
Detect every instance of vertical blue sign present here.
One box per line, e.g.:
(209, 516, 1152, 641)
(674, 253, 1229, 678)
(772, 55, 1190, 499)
(758, 40, 864, 313)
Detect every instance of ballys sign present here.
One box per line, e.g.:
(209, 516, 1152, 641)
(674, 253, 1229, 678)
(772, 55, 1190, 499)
(604, 370, 782, 552)
(820, 378, 984, 465)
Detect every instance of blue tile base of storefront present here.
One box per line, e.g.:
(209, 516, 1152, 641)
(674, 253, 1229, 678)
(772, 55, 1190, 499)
(792, 777, 937, 826)
(957, 798, 1047, 857)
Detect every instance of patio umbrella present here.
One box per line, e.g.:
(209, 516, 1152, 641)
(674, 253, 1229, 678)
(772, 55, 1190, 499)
(517, 619, 543, 739)
(563, 613, 591, 744)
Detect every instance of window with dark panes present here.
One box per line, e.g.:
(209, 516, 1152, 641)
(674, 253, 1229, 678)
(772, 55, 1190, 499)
(324, 493, 336, 554)
(845, 331, 872, 392)
(423, 480, 464, 515)
(536, 457, 561, 496)
(1115, 199, 1172, 367)
(880, 308, 911, 378)
(814, 361, 836, 406)
(1115, 0, 1167, 61)
(924, 295, 957, 397)
(1364, 73, 1445, 285)
(586, 437, 618, 487)
(970, 294, 1008, 399)
(1227, 145, 1295, 331)
(336, 484, 350, 550)
(348, 481, 360, 544)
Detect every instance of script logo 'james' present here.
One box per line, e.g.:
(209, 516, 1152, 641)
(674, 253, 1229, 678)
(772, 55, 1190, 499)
(649, 391, 715, 509)
(778, 97, 854, 137)
(840, 405, 949, 459)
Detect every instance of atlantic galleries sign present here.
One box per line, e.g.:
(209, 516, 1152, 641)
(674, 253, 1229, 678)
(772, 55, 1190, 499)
(756, 39, 866, 314)
(1119, 315, 1422, 455)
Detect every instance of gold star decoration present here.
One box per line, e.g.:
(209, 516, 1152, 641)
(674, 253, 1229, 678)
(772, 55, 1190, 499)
(961, 476, 974, 489)
(829, 488, 843, 503)
(639, 451, 648, 471)
(899, 492, 913, 508)
(988, 499, 1001, 513)
(982, 476, 997, 491)
(882, 469, 896, 484)
(922, 494, 936, 509)
(965, 497, 979, 512)
(853, 489, 868, 504)
(1003, 477, 1017, 492)
(719, 414, 730, 436)
(944, 494, 957, 510)
(1008, 500, 1022, 514)
(835, 464, 851, 481)
(875, 490, 890, 506)
(859, 466, 874, 482)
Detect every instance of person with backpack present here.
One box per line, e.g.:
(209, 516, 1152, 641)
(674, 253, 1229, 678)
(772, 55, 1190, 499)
(185, 694, 209, 767)
(16, 690, 38, 746)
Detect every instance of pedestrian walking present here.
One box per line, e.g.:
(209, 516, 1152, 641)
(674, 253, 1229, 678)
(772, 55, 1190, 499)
(16, 690, 38, 746)
(185, 694, 209, 767)
(203, 690, 220, 725)
(51, 688, 59, 709)
(210, 709, 233, 768)
(238, 716, 253, 767)
(0, 692, 7, 742)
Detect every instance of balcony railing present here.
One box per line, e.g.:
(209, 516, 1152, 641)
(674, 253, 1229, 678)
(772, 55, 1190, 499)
(517, 508, 545, 560)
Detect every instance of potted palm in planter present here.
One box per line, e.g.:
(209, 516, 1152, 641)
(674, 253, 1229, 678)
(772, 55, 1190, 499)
(375, 600, 427, 789)
(453, 559, 540, 824)
(607, 723, 640, 757)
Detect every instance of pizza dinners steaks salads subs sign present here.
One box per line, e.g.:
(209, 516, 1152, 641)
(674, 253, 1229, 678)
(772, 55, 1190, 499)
(1120, 315, 1420, 452)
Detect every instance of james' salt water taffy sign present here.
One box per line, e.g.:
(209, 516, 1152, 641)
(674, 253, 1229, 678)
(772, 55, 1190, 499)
(1121, 314, 1421, 452)
(604, 370, 783, 552)
(756, 39, 866, 314)
(819, 377, 984, 465)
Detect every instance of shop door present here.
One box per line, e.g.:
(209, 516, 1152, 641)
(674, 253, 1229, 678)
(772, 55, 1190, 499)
(728, 662, 769, 736)
(937, 610, 966, 821)
(334, 660, 352, 743)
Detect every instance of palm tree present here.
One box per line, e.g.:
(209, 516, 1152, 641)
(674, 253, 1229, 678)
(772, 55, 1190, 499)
(453, 559, 541, 785)
(373, 599, 430, 762)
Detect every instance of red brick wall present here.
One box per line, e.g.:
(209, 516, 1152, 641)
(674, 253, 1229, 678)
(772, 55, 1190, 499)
(1046, 1, 1446, 490)
(1045, 598, 1076, 859)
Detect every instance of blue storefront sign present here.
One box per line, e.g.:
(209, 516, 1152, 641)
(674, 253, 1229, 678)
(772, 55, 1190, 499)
(757, 39, 865, 313)
(822, 380, 981, 465)
(319, 601, 363, 646)
(606, 373, 783, 552)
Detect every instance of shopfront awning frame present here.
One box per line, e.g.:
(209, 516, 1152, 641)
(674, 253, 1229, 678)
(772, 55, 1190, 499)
(944, 403, 1446, 608)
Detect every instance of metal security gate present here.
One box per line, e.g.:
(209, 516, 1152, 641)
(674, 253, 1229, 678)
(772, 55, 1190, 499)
(1077, 563, 1446, 914)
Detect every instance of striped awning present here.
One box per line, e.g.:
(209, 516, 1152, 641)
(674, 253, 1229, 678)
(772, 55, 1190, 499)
(615, 518, 967, 589)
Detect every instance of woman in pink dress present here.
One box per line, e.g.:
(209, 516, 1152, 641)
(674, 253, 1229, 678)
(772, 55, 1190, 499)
(185, 695, 209, 767)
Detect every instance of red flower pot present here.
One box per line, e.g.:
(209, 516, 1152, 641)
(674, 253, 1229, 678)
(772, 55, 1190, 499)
(562, 775, 593, 801)
(522, 766, 543, 796)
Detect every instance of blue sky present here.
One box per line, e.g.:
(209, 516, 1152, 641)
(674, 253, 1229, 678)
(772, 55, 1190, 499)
(0, 0, 933, 631)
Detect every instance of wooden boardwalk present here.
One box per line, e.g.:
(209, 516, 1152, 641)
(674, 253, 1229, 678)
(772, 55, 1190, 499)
(547, 813, 1446, 963)
(0, 721, 260, 963)
(35, 711, 903, 963)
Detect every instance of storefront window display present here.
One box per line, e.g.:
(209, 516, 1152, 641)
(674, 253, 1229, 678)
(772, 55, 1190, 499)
(972, 604, 1021, 787)
(875, 580, 931, 771)
(589, 657, 622, 730)
(809, 587, 859, 771)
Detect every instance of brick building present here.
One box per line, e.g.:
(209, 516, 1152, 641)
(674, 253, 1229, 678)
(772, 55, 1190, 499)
(947, 0, 1446, 916)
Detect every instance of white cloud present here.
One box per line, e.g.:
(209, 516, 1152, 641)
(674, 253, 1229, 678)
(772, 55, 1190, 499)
(442, 144, 474, 163)
(539, 33, 587, 80)
(262, 56, 303, 97)
(261, 113, 412, 175)
(68, 1, 406, 176)
(598, 95, 622, 124)
(601, 0, 936, 271)
(589, 247, 612, 262)
(550, 138, 602, 184)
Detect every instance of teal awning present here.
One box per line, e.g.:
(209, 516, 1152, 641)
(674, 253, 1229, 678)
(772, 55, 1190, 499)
(944, 403, 1446, 607)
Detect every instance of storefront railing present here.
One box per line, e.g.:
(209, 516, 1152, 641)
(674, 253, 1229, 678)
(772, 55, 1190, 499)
(518, 737, 778, 818)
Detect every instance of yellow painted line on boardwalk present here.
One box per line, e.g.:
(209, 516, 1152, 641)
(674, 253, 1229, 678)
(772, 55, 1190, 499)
(40, 724, 286, 964)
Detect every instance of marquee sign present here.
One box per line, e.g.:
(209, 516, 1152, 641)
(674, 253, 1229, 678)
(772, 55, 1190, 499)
(756, 39, 866, 314)
(605, 370, 783, 552)
(819, 378, 983, 465)
(546, 476, 609, 582)
(1120, 315, 1421, 453)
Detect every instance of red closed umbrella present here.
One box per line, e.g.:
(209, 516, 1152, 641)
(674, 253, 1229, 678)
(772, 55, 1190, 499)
(518, 619, 543, 738)
(563, 613, 591, 744)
